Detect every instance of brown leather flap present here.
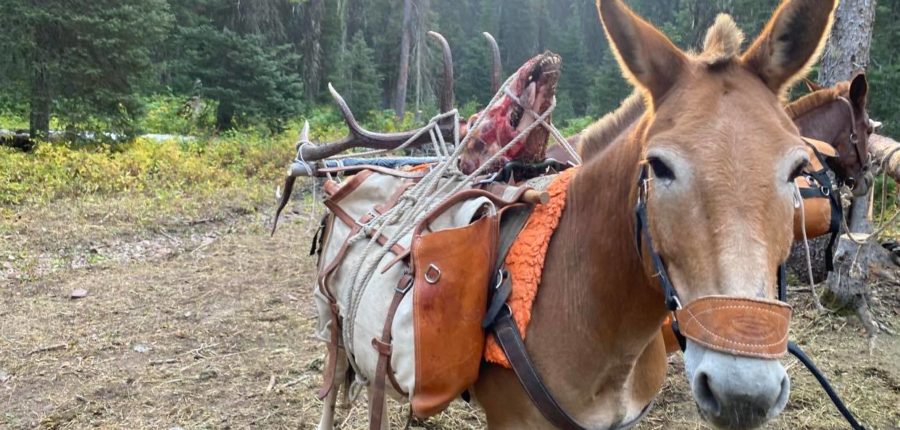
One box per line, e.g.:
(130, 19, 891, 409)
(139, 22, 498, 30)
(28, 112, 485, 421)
(803, 137, 838, 158)
(793, 176, 833, 240)
(411, 214, 499, 418)
(675, 296, 791, 359)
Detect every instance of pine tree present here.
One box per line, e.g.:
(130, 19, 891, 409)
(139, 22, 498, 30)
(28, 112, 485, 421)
(330, 32, 385, 118)
(168, 0, 304, 132)
(3, 0, 173, 138)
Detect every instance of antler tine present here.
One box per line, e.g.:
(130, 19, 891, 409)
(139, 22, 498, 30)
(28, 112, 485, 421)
(299, 120, 310, 143)
(482, 32, 502, 93)
(427, 31, 454, 114)
(298, 83, 455, 162)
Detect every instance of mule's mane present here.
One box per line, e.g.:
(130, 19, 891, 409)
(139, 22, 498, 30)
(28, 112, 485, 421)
(784, 81, 849, 119)
(577, 90, 645, 159)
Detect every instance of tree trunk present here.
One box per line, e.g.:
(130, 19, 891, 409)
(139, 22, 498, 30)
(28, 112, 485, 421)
(29, 30, 51, 141)
(818, 0, 877, 87)
(29, 63, 51, 140)
(300, 0, 325, 100)
(216, 101, 235, 131)
(816, 0, 881, 335)
(394, 0, 413, 118)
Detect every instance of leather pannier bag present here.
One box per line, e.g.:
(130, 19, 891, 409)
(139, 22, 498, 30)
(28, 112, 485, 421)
(311, 168, 518, 419)
(409, 193, 498, 416)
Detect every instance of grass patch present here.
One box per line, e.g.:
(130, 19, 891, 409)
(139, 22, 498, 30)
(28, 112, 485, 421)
(0, 133, 295, 207)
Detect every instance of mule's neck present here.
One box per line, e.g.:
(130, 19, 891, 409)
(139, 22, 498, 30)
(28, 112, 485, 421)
(529, 122, 668, 386)
(792, 100, 848, 148)
(563, 131, 668, 343)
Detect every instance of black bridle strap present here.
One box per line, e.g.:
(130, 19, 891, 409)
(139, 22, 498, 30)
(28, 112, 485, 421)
(788, 342, 866, 430)
(802, 142, 843, 273)
(635, 164, 682, 312)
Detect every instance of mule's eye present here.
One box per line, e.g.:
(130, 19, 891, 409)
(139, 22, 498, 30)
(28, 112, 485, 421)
(788, 160, 807, 182)
(648, 157, 676, 181)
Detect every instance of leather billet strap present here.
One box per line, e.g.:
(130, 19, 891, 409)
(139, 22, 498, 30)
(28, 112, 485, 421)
(675, 296, 791, 359)
(369, 273, 413, 430)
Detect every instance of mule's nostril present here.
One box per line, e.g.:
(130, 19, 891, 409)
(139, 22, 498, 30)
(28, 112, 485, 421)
(769, 374, 791, 419)
(694, 372, 721, 416)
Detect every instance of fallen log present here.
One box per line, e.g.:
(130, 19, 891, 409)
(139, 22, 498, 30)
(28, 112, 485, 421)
(869, 133, 900, 182)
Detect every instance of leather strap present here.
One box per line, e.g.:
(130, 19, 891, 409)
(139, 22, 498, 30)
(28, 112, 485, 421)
(483, 204, 534, 328)
(370, 274, 414, 430)
(491, 307, 652, 430)
(802, 165, 842, 273)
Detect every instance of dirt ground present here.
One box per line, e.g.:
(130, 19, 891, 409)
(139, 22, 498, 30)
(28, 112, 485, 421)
(2, 192, 898, 430)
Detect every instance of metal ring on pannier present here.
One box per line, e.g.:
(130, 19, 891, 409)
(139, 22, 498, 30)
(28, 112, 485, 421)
(425, 264, 442, 284)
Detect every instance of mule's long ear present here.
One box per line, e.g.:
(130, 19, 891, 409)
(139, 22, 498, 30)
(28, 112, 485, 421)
(742, 0, 837, 95)
(596, 0, 688, 105)
(849, 72, 868, 108)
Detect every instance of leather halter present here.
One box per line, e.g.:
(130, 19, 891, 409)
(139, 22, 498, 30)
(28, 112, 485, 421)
(633, 163, 792, 358)
(835, 96, 869, 188)
(485, 161, 866, 429)
(635, 162, 867, 429)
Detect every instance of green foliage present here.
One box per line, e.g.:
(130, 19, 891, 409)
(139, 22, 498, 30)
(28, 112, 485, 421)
(0, 111, 28, 131)
(172, 23, 304, 132)
(0, 134, 294, 207)
(329, 33, 384, 119)
(559, 116, 596, 138)
(2, 0, 174, 136)
(1, 0, 898, 143)
(137, 95, 217, 135)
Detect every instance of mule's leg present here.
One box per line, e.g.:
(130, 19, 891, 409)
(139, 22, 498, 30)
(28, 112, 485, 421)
(317, 381, 339, 430)
(317, 351, 350, 430)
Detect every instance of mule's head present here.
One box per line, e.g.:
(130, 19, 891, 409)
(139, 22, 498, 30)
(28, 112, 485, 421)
(597, 0, 836, 428)
(837, 73, 875, 196)
(794, 74, 875, 196)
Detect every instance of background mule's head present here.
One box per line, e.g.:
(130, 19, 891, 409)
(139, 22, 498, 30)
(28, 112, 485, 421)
(794, 72, 876, 196)
(597, 0, 836, 429)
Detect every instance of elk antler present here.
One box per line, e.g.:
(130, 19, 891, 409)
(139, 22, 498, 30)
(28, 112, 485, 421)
(298, 83, 457, 162)
(483, 32, 502, 93)
(428, 31, 455, 115)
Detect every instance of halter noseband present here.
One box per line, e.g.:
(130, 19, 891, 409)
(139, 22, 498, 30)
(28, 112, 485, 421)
(634, 163, 792, 359)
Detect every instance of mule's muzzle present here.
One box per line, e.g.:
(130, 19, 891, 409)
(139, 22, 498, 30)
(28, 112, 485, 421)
(680, 296, 792, 429)
(688, 343, 791, 430)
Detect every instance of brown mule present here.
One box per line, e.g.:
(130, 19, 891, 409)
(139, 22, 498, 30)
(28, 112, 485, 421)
(788, 73, 877, 196)
(474, 1, 836, 429)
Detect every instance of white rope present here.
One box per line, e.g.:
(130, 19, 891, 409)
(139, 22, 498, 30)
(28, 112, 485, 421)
(326, 72, 572, 356)
(794, 183, 826, 311)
